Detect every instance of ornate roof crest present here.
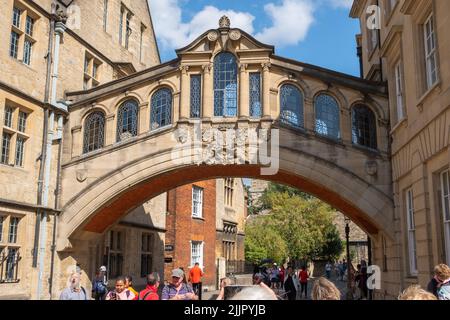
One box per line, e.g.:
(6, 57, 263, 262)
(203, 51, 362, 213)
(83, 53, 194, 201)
(219, 16, 231, 28)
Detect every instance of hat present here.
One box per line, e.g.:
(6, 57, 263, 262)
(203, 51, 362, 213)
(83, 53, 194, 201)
(171, 268, 184, 278)
(99, 266, 107, 272)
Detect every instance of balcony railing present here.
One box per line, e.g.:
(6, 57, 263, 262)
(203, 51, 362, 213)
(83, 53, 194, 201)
(0, 250, 21, 283)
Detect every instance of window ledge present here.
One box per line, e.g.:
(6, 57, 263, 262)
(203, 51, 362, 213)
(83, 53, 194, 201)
(192, 216, 205, 222)
(390, 117, 408, 135)
(351, 143, 380, 156)
(417, 81, 441, 112)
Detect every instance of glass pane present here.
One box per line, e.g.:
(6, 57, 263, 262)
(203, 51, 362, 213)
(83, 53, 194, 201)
(151, 88, 172, 130)
(190, 75, 202, 118)
(117, 100, 138, 141)
(315, 94, 340, 139)
(214, 53, 238, 117)
(249, 73, 261, 118)
(352, 105, 377, 149)
(83, 112, 105, 153)
(280, 84, 304, 128)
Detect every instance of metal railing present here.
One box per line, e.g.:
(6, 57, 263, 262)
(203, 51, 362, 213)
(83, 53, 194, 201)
(226, 260, 253, 275)
(0, 250, 21, 283)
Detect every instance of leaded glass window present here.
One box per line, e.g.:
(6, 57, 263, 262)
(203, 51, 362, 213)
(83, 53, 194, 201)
(18, 111, 27, 132)
(12, 7, 21, 28)
(15, 137, 25, 167)
(25, 16, 34, 36)
(214, 52, 238, 117)
(151, 88, 172, 130)
(352, 105, 377, 150)
(4, 107, 13, 128)
(83, 112, 105, 154)
(249, 73, 262, 118)
(23, 40, 32, 66)
(190, 75, 202, 118)
(315, 94, 340, 139)
(1, 132, 12, 164)
(280, 84, 304, 128)
(8, 217, 19, 244)
(117, 100, 138, 142)
(10, 32, 19, 59)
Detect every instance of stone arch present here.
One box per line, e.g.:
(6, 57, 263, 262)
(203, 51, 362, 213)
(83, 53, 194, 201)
(58, 128, 395, 251)
(80, 105, 108, 124)
(145, 80, 178, 102)
(275, 77, 312, 100)
(349, 98, 386, 122)
(111, 93, 143, 114)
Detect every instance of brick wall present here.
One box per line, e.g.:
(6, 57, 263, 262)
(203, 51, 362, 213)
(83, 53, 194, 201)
(165, 180, 217, 288)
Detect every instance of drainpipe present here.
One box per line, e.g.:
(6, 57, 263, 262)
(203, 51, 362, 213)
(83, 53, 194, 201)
(37, 18, 67, 301)
(49, 114, 64, 299)
(34, 3, 56, 270)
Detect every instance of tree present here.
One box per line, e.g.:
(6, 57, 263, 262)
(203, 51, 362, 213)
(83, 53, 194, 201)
(245, 219, 287, 264)
(245, 182, 344, 263)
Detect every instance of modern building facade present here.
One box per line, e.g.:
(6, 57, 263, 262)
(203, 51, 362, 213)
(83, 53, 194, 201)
(351, 0, 450, 298)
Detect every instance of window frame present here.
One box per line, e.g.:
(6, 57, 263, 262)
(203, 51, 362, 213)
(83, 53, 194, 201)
(190, 241, 204, 268)
(351, 104, 378, 150)
(116, 100, 139, 142)
(23, 39, 32, 66)
(10, 31, 19, 59)
(423, 13, 438, 89)
(394, 62, 405, 122)
(406, 189, 418, 276)
(279, 84, 304, 129)
(8, 217, 19, 244)
(213, 52, 238, 117)
(1, 132, 12, 165)
(249, 72, 262, 118)
(314, 93, 341, 140)
(190, 75, 202, 119)
(150, 88, 173, 131)
(15, 136, 25, 167)
(12, 7, 21, 28)
(192, 186, 204, 219)
(440, 170, 450, 265)
(83, 111, 106, 154)
(4, 107, 14, 128)
(140, 232, 153, 278)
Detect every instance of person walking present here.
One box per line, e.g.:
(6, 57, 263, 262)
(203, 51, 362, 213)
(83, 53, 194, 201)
(138, 272, 161, 300)
(299, 266, 309, 299)
(279, 265, 285, 290)
(325, 262, 332, 279)
(283, 266, 299, 301)
(92, 266, 108, 300)
(161, 268, 198, 300)
(60, 271, 89, 300)
(106, 277, 135, 300)
(189, 262, 204, 300)
(270, 263, 280, 289)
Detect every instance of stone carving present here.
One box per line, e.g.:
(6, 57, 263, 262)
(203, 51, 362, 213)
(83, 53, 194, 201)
(219, 16, 231, 28)
(207, 31, 219, 42)
(229, 29, 242, 41)
(175, 127, 189, 144)
(365, 160, 378, 176)
(76, 170, 87, 183)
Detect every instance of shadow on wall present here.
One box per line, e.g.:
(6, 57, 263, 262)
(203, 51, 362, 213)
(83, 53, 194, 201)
(57, 202, 166, 296)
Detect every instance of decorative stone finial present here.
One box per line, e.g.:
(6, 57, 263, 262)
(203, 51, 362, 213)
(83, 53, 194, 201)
(219, 16, 231, 28)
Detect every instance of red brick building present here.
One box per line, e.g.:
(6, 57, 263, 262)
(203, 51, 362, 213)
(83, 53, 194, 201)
(164, 180, 217, 289)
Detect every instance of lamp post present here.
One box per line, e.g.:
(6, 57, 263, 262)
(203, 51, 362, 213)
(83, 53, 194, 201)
(344, 217, 352, 300)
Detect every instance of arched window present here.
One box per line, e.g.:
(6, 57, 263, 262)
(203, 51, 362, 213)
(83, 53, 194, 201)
(117, 100, 138, 142)
(214, 52, 238, 117)
(83, 111, 105, 154)
(280, 84, 304, 128)
(315, 94, 340, 139)
(151, 88, 172, 130)
(352, 105, 377, 149)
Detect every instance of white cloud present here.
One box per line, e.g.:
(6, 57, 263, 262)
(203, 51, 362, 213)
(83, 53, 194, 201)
(148, 0, 347, 54)
(255, 0, 315, 47)
(148, 0, 254, 50)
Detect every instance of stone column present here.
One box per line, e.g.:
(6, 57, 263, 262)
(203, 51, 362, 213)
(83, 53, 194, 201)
(262, 62, 271, 119)
(179, 66, 190, 120)
(71, 125, 82, 158)
(239, 64, 249, 119)
(139, 102, 149, 133)
(202, 63, 213, 119)
(105, 114, 115, 146)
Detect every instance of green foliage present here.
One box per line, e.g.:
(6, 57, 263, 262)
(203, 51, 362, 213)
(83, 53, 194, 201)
(245, 183, 344, 263)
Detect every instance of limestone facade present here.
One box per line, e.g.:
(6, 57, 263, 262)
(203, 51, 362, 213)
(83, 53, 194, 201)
(0, 0, 159, 299)
(351, 0, 450, 298)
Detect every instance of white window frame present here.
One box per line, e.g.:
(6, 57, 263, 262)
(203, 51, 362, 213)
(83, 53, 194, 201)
(440, 170, 450, 264)
(423, 13, 438, 89)
(8, 217, 19, 244)
(394, 62, 404, 121)
(192, 186, 203, 218)
(406, 189, 418, 275)
(190, 241, 204, 268)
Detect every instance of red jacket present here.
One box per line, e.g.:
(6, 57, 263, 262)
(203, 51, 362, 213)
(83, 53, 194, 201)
(138, 285, 159, 300)
(299, 270, 309, 283)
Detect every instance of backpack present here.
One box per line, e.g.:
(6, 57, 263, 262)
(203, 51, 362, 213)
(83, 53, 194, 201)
(93, 279, 107, 294)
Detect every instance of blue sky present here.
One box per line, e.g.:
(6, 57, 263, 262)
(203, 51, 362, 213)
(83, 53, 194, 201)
(149, 0, 360, 76)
